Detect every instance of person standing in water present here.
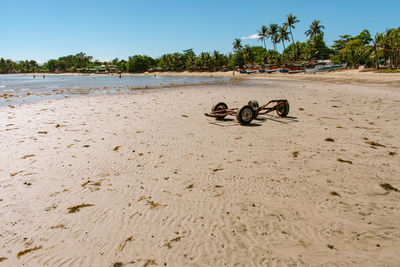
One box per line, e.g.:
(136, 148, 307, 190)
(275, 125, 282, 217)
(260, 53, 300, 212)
(43, 75, 45, 79)
(33, 75, 35, 79)
(119, 73, 122, 79)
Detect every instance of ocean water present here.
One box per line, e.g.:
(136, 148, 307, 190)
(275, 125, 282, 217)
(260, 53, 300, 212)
(0, 74, 227, 105)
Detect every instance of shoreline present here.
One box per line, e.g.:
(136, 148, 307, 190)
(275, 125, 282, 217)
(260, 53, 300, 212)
(2, 69, 399, 85)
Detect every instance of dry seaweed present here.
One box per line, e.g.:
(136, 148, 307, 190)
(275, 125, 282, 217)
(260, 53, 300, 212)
(143, 259, 157, 267)
(212, 168, 224, 172)
(325, 138, 335, 142)
(185, 184, 194, 189)
(38, 131, 48, 134)
(21, 154, 35, 159)
(137, 196, 146, 202)
(330, 191, 341, 197)
(164, 236, 184, 249)
(389, 152, 397, 156)
(337, 158, 352, 164)
(380, 183, 399, 192)
(119, 236, 134, 251)
(67, 203, 94, 213)
(81, 180, 101, 191)
(292, 151, 299, 158)
(10, 170, 23, 177)
(81, 180, 91, 187)
(146, 200, 166, 209)
(366, 141, 385, 147)
(113, 146, 122, 151)
(17, 246, 42, 258)
(51, 224, 66, 229)
(0, 257, 8, 262)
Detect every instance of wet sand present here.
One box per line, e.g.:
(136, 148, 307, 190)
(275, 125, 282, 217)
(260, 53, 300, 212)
(1, 74, 400, 266)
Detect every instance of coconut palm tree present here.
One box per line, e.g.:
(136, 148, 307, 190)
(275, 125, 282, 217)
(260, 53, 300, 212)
(373, 33, 384, 69)
(284, 13, 300, 58)
(258, 25, 268, 49)
(233, 38, 243, 52)
(305, 20, 325, 39)
(268, 24, 279, 51)
(382, 28, 400, 68)
(278, 25, 290, 50)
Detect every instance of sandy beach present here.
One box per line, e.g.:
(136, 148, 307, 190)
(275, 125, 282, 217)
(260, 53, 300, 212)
(1, 72, 400, 266)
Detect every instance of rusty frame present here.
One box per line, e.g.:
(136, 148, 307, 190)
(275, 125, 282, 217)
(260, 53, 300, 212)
(204, 99, 288, 118)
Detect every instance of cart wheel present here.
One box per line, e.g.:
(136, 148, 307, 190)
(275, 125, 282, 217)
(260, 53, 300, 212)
(248, 100, 259, 118)
(276, 100, 290, 117)
(236, 105, 254, 125)
(211, 102, 228, 119)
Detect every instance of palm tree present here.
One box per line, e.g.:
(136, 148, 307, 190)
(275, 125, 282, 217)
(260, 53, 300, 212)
(284, 13, 300, 58)
(278, 25, 290, 50)
(233, 38, 243, 52)
(305, 20, 325, 39)
(243, 45, 255, 65)
(382, 28, 400, 68)
(258, 25, 268, 49)
(268, 24, 279, 51)
(373, 33, 384, 69)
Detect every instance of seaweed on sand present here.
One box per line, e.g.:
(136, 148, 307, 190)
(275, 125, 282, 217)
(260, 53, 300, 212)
(164, 236, 184, 249)
(337, 158, 352, 164)
(185, 184, 194, 189)
(146, 200, 166, 209)
(366, 141, 386, 147)
(380, 183, 399, 192)
(119, 236, 134, 251)
(21, 154, 35, 159)
(330, 191, 341, 197)
(17, 246, 42, 258)
(67, 203, 94, 213)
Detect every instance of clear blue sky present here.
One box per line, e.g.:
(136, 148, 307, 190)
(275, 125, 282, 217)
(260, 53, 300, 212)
(1, 0, 399, 63)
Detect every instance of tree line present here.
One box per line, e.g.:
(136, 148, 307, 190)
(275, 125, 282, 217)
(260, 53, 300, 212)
(0, 14, 398, 74)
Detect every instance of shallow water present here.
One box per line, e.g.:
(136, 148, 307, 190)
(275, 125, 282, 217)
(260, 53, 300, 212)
(0, 74, 227, 105)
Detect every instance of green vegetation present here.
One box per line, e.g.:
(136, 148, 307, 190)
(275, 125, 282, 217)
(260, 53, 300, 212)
(0, 15, 399, 74)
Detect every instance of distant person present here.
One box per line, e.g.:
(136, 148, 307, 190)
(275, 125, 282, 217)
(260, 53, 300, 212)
(119, 73, 122, 79)
(43, 75, 45, 79)
(33, 75, 35, 79)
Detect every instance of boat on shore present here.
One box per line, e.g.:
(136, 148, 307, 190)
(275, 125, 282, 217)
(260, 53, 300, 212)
(305, 60, 347, 73)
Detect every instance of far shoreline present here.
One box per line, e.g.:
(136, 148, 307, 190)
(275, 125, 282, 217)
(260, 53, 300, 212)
(1, 69, 399, 87)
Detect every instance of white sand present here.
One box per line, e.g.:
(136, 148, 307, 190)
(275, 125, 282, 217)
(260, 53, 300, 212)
(1, 73, 400, 266)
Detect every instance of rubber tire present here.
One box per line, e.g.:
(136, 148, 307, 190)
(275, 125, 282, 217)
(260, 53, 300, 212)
(236, 105, 254, 125)
(276, 100, 290, 117)
(248, 100, 259, 119)
(211, 102, 228, 119)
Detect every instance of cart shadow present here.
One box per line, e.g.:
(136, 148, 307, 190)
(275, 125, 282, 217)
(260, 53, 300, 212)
(264, 115, 299, 123)
(209, 121, 262, 127)
(208, 116, 298, 127)
(242, 123, 262, 127)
